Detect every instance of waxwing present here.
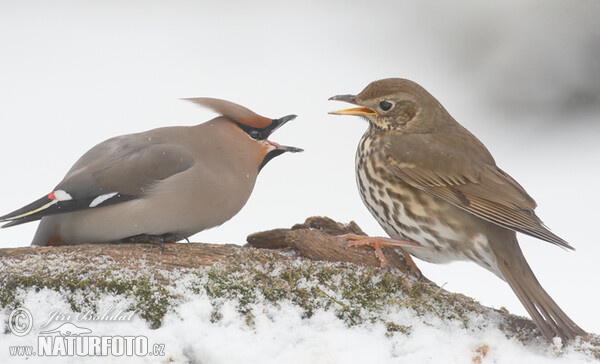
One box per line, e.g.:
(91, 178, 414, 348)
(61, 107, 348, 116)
(1, 98, 302, 246)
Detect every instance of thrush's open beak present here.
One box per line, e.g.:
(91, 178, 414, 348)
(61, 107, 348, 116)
(328, 94, 377, 116)
(264, 114, 303, 153)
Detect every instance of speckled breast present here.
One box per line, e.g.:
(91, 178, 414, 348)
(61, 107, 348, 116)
(355, 133, 497, 271)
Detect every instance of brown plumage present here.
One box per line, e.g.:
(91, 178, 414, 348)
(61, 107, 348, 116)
(0, 98, 302, 246)
(329, 78, 586, 342)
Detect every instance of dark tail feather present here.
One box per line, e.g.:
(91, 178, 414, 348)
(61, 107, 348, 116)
(1, 193, 136, 228)
(2, 216, 41, 228)
(491, 234, 586, 342)
(0, 195, 54, 225)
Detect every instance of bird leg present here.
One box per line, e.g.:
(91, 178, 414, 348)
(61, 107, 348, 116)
(397, 248, 421, 274)
(113, 233, 188, 252)
(338, 233, 421, 269)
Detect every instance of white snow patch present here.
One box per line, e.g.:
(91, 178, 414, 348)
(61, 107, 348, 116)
(0, 263, 594, 364)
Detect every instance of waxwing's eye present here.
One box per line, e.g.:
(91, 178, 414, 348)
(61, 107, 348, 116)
(379, 100, 393, 112)
(249, 130, 261, 139)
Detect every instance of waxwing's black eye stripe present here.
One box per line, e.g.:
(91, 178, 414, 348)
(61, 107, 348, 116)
(379, 100, 393, 111)
(236, 123, 270, 140)
(236, 116, 292, 141)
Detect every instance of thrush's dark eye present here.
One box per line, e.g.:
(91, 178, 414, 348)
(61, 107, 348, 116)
(379, 100, 393, 111)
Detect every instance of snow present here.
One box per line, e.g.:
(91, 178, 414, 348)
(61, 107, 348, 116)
(0, 260, 596, 363)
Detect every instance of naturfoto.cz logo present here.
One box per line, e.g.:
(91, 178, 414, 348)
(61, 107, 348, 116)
(7, 307, 165, 358)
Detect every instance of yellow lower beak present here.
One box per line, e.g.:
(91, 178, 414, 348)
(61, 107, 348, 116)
(328, 107, 377, 116)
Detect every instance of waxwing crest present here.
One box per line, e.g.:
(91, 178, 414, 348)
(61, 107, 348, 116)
(183, 97, 272, 129)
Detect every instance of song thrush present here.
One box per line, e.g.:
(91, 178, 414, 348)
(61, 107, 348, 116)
(329, 78, 586, 342)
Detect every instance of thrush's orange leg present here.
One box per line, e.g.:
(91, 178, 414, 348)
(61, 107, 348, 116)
(338, 233, 421, 269)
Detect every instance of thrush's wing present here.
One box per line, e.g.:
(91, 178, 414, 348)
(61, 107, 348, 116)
(1, 131, 195, 227)
(383, 130, 572, 249)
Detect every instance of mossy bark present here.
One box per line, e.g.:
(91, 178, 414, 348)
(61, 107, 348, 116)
(0, 217, 597, 357)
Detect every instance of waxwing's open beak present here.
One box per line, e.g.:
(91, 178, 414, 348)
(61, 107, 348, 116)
(328, 94, 377, 116)
(264, 114, 303, 153)
(267, 114, 297, 135)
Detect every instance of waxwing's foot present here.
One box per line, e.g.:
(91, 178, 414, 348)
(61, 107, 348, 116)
(113, 233, 188, 252)
(338, 233, 420, 268)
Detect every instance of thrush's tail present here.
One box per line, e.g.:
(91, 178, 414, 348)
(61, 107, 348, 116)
(490, 232, 587, 342)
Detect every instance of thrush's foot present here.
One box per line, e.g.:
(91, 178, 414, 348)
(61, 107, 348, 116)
(398, 247, 420, 274)
(338, 233, 420, 268)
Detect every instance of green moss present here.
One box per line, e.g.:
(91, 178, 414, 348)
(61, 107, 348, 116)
(0, 249, 515, 340)
(573, 339, 600, 360)
(0, 260, 173, 329)
(184, 255, 477, 333)
(386, 322, 412, 336)
(3, 247, 598, 358)
(202, 265, 258, 325)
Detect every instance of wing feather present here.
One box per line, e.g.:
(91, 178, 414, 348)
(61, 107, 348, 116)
(1, 130, 195, 225)
(383, 131, 571, 249)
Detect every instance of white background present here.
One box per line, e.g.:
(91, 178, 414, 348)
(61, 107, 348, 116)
(1, 0, 598, 335)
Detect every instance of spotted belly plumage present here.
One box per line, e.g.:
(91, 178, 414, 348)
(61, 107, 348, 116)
(355, 133, 499, 275)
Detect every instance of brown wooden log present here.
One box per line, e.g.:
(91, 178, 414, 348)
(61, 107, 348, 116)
(1, 216, 596, 351)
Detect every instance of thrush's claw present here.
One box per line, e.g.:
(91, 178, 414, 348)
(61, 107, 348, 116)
(372, 242, 390, 268)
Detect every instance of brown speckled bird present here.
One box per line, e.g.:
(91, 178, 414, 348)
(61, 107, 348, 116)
(0, 98, 302, 246)
(329, 78, 586, 342)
